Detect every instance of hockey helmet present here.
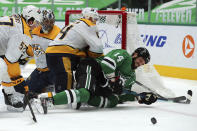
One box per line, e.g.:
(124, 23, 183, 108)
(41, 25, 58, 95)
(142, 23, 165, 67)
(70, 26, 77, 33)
(82, 7, 99, 21)
(41, 9, 55, 34)
(133, 47, 150, 64)
(22, 5, 42, 24)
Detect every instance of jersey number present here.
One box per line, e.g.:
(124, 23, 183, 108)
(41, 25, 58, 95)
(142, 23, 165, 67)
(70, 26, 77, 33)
(117, 56, 124, 62)
(59, 24, 74, 40)
(0, 17, 14, 26)
(114, 52, 124, 62)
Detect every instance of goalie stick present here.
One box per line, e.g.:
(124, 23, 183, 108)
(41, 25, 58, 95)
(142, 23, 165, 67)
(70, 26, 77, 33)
(133, 81, 188, 103)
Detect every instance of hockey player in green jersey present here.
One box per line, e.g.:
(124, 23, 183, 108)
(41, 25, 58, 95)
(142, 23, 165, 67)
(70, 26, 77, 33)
(37, 47, 157, 112)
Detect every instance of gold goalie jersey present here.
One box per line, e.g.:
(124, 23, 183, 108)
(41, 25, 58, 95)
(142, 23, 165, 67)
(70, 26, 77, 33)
(46, 18, 103, 58)
(0, 14, 33, 79)
(31, 25, 60, 70)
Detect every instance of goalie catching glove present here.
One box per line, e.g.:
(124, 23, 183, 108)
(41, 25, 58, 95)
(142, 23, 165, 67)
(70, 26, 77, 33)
(137, 92, 157, 105)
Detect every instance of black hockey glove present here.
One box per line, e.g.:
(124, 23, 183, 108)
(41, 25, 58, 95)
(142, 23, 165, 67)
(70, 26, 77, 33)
(137, 92, 157, 105)
(109, 79, 123, 95)
(18, 57, 30, 65)
(11, 76, 29, 94)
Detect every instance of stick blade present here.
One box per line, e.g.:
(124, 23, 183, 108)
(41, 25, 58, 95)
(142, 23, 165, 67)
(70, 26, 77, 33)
(185, 90, 192, 104)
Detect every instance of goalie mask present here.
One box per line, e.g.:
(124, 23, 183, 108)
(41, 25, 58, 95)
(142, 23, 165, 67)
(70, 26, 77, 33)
(82, 7, 99, 21)
(22, 5, 42, 27)
(41, 9, 55, 34)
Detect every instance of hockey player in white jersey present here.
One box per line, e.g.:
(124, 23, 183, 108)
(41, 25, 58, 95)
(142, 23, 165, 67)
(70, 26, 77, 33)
(45, 7, 103, 93)
(0, 5, 42, 111)
(26, 9, 60, 94)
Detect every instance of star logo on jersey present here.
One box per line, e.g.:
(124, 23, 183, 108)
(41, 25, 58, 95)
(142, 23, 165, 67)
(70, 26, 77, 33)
(182, 35, 195, 58)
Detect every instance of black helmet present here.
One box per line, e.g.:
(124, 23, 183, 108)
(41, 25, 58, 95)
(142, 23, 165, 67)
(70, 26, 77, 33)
(133, 47, 150, 64)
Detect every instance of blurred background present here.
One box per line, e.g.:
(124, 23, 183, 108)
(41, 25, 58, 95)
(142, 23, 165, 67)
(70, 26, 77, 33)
(0, 0, 196, 25)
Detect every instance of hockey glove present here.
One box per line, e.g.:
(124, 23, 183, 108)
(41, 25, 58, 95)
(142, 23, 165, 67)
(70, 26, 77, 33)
(11, 76, 29, 94)
(109, 79, 123, 95)
(18, 57, 30, 65)
(137, 92, 157, 105)
(1, 76, 29, 94)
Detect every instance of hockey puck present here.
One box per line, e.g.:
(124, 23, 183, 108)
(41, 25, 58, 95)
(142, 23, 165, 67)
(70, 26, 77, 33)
(151, 117, 157, 124)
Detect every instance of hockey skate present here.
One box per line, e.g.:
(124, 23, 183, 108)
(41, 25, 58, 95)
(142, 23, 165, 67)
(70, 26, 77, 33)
(31, 92, 54, 114)
(2, 89, 24, 112)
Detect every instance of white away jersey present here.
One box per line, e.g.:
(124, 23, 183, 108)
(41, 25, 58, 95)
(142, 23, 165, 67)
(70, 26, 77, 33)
(0, 14, 32, 63)
(49, 18, 103, 54)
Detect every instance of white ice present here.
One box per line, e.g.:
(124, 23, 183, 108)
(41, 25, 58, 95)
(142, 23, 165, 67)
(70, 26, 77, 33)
(0, 64, 197, 131)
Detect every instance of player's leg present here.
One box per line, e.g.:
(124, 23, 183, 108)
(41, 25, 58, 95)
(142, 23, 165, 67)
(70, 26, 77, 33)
(46, 54, 78, 93)
(88, 95, 119, 108)
(26, 69, 54, 94)
(0, 58, 24, 111)
(75, 57, 106, 90)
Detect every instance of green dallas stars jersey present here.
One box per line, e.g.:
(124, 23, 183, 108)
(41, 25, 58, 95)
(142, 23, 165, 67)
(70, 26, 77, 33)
(96, 49, 136, 90)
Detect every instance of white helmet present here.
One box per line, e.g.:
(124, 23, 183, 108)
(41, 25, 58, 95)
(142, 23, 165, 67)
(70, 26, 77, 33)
(82, 7, 99, 21)
(22, 5, 42, 23)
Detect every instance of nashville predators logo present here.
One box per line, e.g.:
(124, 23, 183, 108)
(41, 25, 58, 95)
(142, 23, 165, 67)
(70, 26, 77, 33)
(32, 44, 45, 57)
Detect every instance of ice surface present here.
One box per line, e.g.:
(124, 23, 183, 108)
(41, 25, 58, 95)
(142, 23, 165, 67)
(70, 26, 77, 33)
(0, 65, 197, 131)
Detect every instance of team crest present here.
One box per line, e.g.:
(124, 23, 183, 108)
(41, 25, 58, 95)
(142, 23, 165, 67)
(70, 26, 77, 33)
(32, 44, 45, 57)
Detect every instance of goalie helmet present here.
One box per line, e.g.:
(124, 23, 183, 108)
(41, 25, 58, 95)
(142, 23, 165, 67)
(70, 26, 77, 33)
(82, 7, 99, 21)
(22, 5, 42, 25)
(41, 9, 55, 34)
(133, 47, 150, 64)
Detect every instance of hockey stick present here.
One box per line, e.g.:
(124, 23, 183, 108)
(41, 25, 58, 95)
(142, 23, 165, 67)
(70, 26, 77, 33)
(123, 89, 186, 102)
(134, 81, 187, 102)
(185, 90, 192, 104)
(24, 93, 37, 122)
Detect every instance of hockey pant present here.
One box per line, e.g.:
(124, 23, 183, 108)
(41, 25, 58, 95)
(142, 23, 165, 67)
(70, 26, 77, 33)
(75, 57, 108, 93)
(46, 53, 80, 93)
(26, 68, 54, 93)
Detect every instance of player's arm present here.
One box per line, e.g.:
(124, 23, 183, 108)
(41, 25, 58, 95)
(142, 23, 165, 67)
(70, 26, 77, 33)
(99, 49, 127, 79)
(2, 35, 33, 93)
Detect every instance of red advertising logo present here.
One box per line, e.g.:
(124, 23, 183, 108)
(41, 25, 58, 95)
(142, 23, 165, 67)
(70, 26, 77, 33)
(182, 35, 195, 58)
